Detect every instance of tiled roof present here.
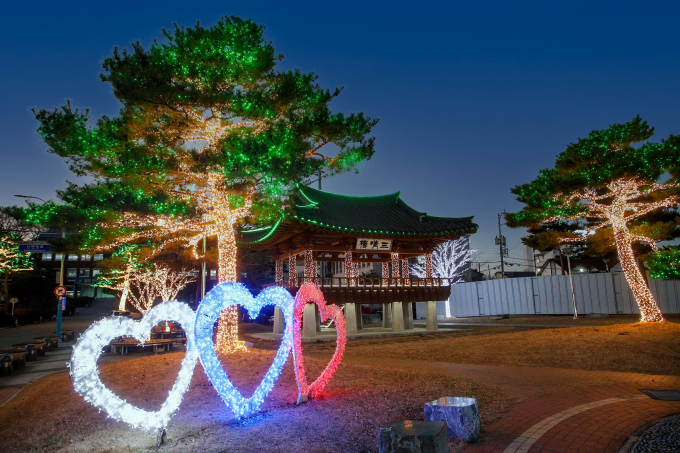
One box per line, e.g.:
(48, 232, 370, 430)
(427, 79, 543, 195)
(240, 185, 477, 245)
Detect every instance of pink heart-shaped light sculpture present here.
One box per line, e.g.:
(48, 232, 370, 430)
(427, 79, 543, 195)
(292, 283, 346, 403)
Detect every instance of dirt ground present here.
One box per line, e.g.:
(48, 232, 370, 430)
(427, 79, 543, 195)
(2, 317, 678, 452)
(327, 321, 680, 376)
(0, 349, 508, 453)
(438, 313, 680, 326)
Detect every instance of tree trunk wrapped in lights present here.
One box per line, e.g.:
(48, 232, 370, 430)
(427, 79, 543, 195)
(31, 17, 377, 352)
(506, 117, 680, 322)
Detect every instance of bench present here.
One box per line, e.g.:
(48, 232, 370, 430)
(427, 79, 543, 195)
(9, 343, 37, 361)
(0, 349, 27, 370)
(12, 341, 46, 357)
(0, 354, 12, 376)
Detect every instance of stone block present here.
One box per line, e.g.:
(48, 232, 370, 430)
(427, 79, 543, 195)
(424, 397, 480, 442)
(379, 420, 448, 453)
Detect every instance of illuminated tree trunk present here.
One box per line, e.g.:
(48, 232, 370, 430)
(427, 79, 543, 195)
(117, 264, 132, 311)
(214, 220, 246, 353)
(612, 221, 664, 322)
(118, 278, 129, 311)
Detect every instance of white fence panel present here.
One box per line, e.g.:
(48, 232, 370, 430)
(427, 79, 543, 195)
(449, 274, 680, 317)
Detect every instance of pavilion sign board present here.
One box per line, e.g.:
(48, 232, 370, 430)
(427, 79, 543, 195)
(356, 238, 392, 252)
(19, 241, 51, 253)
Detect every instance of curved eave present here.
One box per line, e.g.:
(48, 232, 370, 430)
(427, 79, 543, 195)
(292, 214, 478, 238)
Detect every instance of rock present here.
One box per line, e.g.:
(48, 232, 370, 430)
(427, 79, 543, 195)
(586, 313, 609, 318)
(379, 420, 448, 453)
(424, 397, 480, 442)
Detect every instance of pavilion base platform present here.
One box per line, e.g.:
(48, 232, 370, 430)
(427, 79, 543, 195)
(248, 326, 466, 343)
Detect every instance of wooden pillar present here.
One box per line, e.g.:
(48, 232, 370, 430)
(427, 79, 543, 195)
(275, 259, 283, 285)
(345, 251, 355, 286)
(381, 262, 389, 286)
(401, 259, 410, 285)
(274, 259, 285, 334)
(392, 301, 405, 332)
(289, 254, 297, 288)
(304, 249, 315, 284)
(391, 252, 400, 286)
(425, 252, 438, 330)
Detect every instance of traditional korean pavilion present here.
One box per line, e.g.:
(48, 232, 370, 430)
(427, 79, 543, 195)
(240, 185, 477, 337)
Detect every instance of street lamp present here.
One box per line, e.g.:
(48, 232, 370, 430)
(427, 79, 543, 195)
(14, 195, 65, 342)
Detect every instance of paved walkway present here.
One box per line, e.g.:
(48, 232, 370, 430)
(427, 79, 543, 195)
(0, 341, 74, 407)
(336, 357, 680, 452)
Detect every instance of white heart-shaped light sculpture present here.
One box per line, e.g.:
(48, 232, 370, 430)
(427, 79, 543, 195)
(69, 302, 198, 431)
(194, 282, 294, 419)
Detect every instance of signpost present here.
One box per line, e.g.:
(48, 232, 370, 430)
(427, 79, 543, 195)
(54, 285, 66, 298)
(19, 241, 51, 253)
(55, 285, 66, 340)
(9, 297, 17, 316)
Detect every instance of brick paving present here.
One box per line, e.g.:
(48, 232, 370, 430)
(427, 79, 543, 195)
(337, 357, 680, 452)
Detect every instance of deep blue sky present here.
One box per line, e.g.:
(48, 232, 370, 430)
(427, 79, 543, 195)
(2, 1, 680, 270)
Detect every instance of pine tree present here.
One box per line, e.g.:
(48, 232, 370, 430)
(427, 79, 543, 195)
(506, 117, 680, 322)
(32, 16, 377, 350)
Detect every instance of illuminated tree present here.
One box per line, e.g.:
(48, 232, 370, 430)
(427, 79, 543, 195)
(410, 236, 473, 318)
(0, 208, 40, 306)
(506, 117, 680, 322)
(127, 264, 197, 314)
(33, 16, 377, 351)
(94, 245, 148, 311)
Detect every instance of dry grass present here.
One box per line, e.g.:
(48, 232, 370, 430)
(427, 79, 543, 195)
(337, 322, 680, 376)
(440, 314, 680, 326)
(0, 349, 508, 452)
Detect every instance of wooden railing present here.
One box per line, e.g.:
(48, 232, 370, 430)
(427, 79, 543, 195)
(264, 277, 451, 304)
(265, 277, 452, 289)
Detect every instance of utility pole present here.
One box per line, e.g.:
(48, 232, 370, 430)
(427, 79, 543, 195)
(318, 168, 322, 190)
(496, 212, 506, 279)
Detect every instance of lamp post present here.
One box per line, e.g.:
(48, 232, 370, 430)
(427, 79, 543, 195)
(14, 195, 65, 342)
(562, 244, 578, 319)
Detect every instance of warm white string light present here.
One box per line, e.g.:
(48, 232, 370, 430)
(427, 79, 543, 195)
(304, 249, 316, 284)
(381, 262, 389, 286)
(345, 251, 355, 286)
(127, 264, 197, 314)
(391, 252, 400, 286)
(289, 254, 297, 288)
(545, 176, 678, 322)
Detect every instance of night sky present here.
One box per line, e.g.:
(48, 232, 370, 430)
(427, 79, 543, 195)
(2, 1, 680, 272)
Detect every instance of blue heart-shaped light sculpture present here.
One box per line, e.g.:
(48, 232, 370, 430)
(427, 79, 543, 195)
(195, 282, 294, 419)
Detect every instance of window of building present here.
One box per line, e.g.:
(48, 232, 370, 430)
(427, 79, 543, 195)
(54, 253, 63, 261)
(79, 268, 90, 277)
(80, 254, 91, 261)
(92, 268, 101, 277)
(66, 268, 77, 278)
(68, 254, 79, 261)
(42, 253, 53, 261)
(209, 269, 217, 281)
(93, 254, 104, 261)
